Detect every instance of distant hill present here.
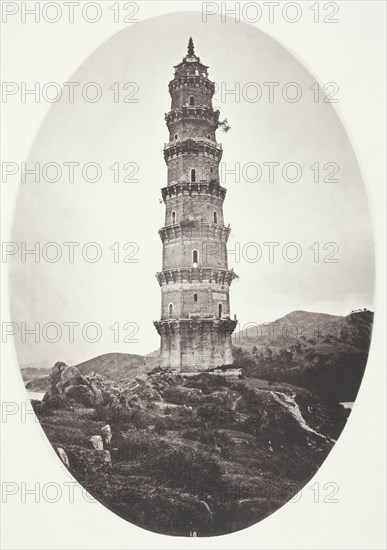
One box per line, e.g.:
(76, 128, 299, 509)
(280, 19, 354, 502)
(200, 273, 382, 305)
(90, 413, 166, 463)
(335, 310, 374, 351)
(232, 309, 372, 353)
(233, 310, 374, 401)
(21, 366, 51, 382)
(23, 310, 373, 400)
(20, 360, 56, 370)
(75, 352, 147, 382)
(22, 367, 52, 390)
(24, 351, 160, 391)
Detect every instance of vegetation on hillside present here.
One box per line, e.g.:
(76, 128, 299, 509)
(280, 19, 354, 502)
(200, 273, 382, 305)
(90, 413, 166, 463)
(28, 309, 373, 536)
(34, 367, 348, 536)
(232, 310, 373, 402)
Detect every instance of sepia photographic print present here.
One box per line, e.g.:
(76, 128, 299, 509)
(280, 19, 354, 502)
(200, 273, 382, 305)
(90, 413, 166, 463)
(1, 2, 386, 549)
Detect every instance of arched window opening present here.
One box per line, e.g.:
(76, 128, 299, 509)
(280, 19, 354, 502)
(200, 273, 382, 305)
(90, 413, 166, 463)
(171, 211, 176, 224)
(194, 293, 198, 302)
(213, 211, 217, 224)
(174, 133, 178, 140)
(218, 303, 223, 318)
(192, 250, 198, 268)
(191, 169, 196, 183)
(168, 303, 174, 318)
(207, 134, 211, 139)
(189, 96, 195, 106)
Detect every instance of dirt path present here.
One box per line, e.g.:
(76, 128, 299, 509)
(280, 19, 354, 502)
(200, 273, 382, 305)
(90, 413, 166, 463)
(269, 390, 335, 443)
(238, 378, 335, 443)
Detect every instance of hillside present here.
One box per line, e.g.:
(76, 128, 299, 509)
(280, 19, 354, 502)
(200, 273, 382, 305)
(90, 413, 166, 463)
(336, 309, 374, 351)
(75, 352, 147, 381)
(233, 310, 344, 352)
(24, 310, 373, 397)
(24, 352, 157, 391)
(233, 309, 373, 352)
(33, 366, 347, 536)
(233, 310, 374, 402)
(28, 308, 373, 535)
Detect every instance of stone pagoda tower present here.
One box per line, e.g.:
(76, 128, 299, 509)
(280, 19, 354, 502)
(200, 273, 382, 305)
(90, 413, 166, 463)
(154, 38, 237, 372)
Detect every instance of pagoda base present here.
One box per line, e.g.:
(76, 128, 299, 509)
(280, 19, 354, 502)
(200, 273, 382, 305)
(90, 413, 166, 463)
(153, 318, 237, 372)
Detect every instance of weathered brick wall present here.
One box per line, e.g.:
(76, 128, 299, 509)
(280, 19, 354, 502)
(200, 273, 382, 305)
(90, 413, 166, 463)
(162, 239, 228, 270)
(168, 119, 216, 143)
(161, 286, 230, 320)
(170, 87, 213, 110)
(160, 288, 181, 318)
(168, 121, 217, 144)
(164, 196, 185, 224)
(166, 154, 219, 185)
(165, 195, 224, 225)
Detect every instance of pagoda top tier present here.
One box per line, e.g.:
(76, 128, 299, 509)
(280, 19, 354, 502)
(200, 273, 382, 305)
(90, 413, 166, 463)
(173, 37, 209, 78)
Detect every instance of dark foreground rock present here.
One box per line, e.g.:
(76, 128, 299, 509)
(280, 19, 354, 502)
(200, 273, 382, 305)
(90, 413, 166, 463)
(43, 361, 104, 408)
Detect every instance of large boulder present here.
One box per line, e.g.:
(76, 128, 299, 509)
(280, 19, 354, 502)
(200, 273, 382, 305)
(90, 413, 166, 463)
(89, 435, 104, 450)
(89, 382, 104, 405)
(57, 447, 70, 467)
(52, 362, 86, 393)
(43, 361, 96, 407)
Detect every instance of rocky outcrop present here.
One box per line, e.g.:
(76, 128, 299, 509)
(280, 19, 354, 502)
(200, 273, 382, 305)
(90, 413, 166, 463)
(90, 383, 103, 405)
(43, 362, 101, 407)
(53, 362, 86, 392)
(64, 384, 95, 406)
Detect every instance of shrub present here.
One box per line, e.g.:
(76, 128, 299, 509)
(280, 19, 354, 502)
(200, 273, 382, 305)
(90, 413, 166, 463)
(184, 374, 230, 394)
(162, 386, 202, 405)
(145, 445, 223, 495)
(115, 429, 166, 461)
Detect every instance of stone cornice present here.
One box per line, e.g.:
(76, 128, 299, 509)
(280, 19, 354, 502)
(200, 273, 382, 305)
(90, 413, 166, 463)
(163, 138, 223, 163)
(165, 105, 219, 128)
(154, 317, 238, 336)
(156, 267, 238, 287)
(159, 221, 231, 243)
(169, 74, 215, 94)
(161, 182, 227, 202)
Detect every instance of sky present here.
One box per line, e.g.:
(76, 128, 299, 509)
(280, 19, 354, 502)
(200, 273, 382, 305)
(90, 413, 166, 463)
(9, 12, 374, 367)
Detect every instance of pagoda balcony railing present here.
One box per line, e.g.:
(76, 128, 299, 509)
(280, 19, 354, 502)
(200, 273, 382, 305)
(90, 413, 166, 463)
(162, 313, 232, 321)
(162, 220, 230, 228)
(164, 137, 222, 150)
(169, 75, 214, 91)
(165, 106, 220, 125)
(161, 181, 227, 203)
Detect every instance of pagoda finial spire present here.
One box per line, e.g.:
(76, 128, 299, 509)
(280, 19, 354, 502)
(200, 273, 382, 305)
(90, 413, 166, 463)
(187, 36, 195, 57)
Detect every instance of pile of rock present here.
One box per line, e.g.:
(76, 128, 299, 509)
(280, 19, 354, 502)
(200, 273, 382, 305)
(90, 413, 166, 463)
(43, 361, 103, 408)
